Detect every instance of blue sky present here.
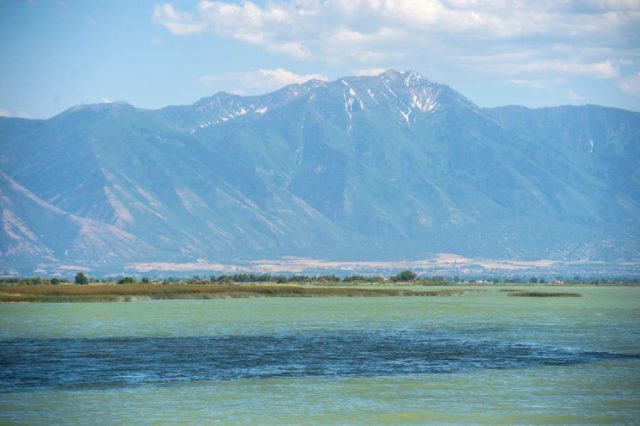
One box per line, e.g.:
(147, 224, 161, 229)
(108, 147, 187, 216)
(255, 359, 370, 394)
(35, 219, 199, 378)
(1, 0, 639, 118)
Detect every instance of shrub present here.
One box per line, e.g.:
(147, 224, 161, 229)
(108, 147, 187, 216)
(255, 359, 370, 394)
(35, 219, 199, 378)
(390, 270, 417, 282)
(117, 276, 136, 285)
(74, 272, 89, 285)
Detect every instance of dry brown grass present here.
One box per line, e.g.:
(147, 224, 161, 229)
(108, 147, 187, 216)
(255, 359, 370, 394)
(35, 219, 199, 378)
(0, 283, 466, 303)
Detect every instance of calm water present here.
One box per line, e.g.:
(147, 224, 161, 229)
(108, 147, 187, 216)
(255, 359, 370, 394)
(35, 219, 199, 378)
(1, 286, 639, 424)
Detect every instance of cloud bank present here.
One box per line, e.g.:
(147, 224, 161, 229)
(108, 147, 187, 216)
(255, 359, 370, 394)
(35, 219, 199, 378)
(155, 0, 640, 97)
(199, 68, 328, 94)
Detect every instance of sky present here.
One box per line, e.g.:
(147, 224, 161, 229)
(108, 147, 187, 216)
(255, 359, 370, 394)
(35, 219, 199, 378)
(1, 0, 639, 119)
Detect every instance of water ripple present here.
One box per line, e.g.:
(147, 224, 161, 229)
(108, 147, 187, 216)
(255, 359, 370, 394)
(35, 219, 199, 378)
(1, 330, 637, 391)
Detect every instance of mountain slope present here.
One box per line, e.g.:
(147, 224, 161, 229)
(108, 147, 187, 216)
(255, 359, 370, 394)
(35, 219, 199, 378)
(1, 70, 638, 274)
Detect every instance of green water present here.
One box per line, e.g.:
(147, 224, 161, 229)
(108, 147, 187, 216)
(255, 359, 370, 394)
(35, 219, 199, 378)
(1, 286, 639, 424)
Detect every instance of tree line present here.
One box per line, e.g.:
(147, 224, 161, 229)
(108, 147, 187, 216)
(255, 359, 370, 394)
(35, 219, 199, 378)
(1, 271, 638, 286)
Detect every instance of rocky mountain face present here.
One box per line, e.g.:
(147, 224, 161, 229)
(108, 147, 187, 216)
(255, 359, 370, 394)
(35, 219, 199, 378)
(1, 70, 638, 274)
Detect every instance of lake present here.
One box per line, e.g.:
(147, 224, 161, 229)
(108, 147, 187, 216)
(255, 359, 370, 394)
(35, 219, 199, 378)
(1, 286, 639, 424)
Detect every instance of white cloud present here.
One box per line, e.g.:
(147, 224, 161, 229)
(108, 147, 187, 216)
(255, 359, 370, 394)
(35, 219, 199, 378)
(619, 72, 640, 97)
(566, 87, 585, 102)
(506, 60, 619, 79)
(354, 68, 389, 77)
(268, 42, 310, 59)
(199, 68, 328, 94)
(508, 79, 551, 90)
(155, 1, 640, 94)
(153, 3, 207, 35)
(0, 108, 32, 119)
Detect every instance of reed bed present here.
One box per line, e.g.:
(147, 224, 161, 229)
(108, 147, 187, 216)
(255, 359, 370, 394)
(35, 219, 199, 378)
(0, 284, 466, 303)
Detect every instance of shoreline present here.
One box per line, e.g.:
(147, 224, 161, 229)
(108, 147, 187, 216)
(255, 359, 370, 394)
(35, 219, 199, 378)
(0, 283, 467, 303)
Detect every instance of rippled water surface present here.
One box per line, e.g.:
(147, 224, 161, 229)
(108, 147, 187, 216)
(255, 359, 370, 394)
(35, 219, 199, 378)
(1, 286, 639, 424)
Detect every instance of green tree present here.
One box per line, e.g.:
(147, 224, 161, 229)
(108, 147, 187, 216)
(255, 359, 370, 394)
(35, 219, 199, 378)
(74, 272, 89, 285)
(117, 276, 136, 284)
(390, 270, 417, 282)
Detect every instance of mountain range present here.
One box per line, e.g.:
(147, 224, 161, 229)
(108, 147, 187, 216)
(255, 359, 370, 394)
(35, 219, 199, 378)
(1, 70, 638, 275)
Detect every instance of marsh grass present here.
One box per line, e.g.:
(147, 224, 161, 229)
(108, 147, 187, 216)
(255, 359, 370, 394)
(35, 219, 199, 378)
(0, 284, 466, 303)
(508, 291, 582, 297)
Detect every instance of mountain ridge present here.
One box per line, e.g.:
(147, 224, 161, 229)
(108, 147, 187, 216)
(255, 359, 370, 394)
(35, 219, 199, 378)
(1, 70, 638, 275)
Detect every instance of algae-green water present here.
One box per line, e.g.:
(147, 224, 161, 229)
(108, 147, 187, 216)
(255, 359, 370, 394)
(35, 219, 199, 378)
(1, 286, 639, 424)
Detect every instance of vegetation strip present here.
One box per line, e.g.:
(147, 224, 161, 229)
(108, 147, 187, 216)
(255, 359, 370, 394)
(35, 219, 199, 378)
(0, 284, 465, 303)
(508, 291, 582, 297)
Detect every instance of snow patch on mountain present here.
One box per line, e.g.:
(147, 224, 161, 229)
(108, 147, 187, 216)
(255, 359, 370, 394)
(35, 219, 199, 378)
(400, 109, 412, 126)
(382, 78, 399, 98)
(411, 90, 438, 112)
(366, 88, 379, 104)
(341, 80, 366, 132)
(191, 104, 271, 132)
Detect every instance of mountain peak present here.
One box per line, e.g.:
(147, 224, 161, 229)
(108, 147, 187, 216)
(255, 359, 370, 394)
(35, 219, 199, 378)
(377, 69, 434, 86)
(402, 70, 433, 85)
(74, 100, 132, 110)
(380, 69, 402, 79)
(53, 100, 135, 120)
